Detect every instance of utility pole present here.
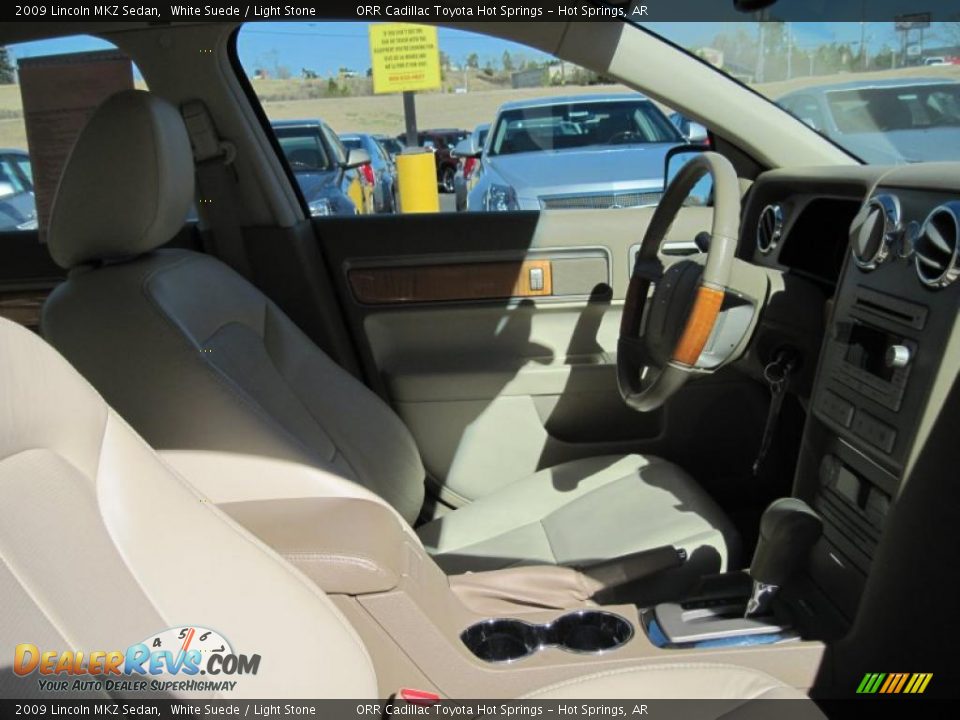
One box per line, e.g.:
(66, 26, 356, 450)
(756, 15, 766, 83)
(786, 22, 793, 80)
(860, 21, 868, 70)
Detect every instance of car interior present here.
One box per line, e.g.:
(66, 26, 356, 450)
(1, 17, 959, 709)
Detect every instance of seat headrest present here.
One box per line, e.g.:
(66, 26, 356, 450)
(48, 90, 194, 269)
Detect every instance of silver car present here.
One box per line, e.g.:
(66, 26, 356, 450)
(464, 93, 686, 212)
(777, 78, 960, 164)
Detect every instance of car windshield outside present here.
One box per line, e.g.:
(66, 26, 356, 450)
(645, 21, 960, 164)
(489, 100, 681, 156)
(378, 137, 404, 156)
(274, 126, 335, 172)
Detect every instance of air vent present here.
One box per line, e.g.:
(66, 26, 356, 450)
(756, 204, 783, 254)
(914, 202, 960, 289)
(850, 195, 900, 271)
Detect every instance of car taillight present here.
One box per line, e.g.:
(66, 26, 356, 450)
(464, 157, 477, 178)
(360, 163, 375, 186)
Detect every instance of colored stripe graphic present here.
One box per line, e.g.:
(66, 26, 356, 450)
(858, 672, 932, 694)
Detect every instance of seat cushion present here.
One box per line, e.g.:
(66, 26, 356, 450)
(524, 663, 821, 710)
(418, 454, 740, 577)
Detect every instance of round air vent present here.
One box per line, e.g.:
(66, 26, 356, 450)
(914, 202, 960, 289)
(850, 195, 901, 270)
(757, 204, 784, 254)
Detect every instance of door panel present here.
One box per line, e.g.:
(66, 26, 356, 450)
(318, 207, 764, 506)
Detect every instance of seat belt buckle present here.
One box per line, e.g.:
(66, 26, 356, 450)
(393, 688, 440, 705)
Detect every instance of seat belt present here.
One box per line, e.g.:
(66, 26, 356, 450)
(180, 99, 252, 278)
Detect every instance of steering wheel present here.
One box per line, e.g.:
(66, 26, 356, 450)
(618, 151, 742, 412)
(607, 130, 643, 145)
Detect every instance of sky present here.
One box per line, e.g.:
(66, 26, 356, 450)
(6, 21, 956, 79)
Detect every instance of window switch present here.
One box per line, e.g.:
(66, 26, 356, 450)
(529, 266, 544, 291)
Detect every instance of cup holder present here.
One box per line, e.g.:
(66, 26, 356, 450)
(461, 611, 633, 663)
(551, 610, 634, 653)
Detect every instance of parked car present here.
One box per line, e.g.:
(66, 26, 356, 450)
(464, 93, 686, 211)
(399, 128, 468, 193)
(341, 133, 398, 214)
(373, 134, 405, 160)
(270, 119, 372, 217)
(0, 149, 37, 231)
(453, 123, 490, 212)
(777, 78, 960, 164)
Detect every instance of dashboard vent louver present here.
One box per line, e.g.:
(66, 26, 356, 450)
(757, 204, 783, 254)
(914, 203, 960, 289)
(850, 195, 900, 271)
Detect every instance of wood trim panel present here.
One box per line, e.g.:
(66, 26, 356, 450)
(0, 290, 48, 329)
(348, 260, 553, 305)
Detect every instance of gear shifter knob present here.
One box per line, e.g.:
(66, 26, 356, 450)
(745, 498, 822, 618)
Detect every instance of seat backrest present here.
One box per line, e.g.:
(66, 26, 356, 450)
(0, 317, 377, 698)
(41, 90, 426, 525)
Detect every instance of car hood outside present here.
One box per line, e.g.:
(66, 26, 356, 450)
(484, 144, 679, 200)
(292, 169, 340, 199)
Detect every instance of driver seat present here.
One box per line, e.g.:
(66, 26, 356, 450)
(41, 90, 740, 586)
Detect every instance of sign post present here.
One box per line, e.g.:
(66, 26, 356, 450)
(368, 23, 442, 146)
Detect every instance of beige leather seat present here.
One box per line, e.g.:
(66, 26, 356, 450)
(41, 90, 739, 577)
(0, 315, 822, 711)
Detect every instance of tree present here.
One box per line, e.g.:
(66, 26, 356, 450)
(439, 51, 451, 69)
(501, 50, 514, 72)
(0, 47, 15, 84)
(465, 53, 479, 70)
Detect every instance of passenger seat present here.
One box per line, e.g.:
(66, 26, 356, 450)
(41, 90, 739, 581)
(0, 314, 822, 709)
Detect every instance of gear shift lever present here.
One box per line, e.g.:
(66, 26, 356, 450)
(744, 498, 822, 618)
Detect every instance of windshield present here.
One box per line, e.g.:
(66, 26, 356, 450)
(643, 21, 960, 164)
(379, 138, 404, 156)
(274, 127, 335, 172)
(489, 99, 681, 156)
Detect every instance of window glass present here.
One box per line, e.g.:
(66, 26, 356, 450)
(236, 22, 697, 215)
(644, 21, 960, 164)
(0, 37, 142, 233)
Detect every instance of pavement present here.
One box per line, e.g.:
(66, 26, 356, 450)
(439, 193, 457, 213)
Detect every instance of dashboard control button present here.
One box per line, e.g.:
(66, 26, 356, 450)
(852, 412, 897, 454)
(885, 344, 912, 369)
(819, 391, 855, 428)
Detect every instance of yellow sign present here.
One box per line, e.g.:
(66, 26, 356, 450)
(369, 23, 441, 95)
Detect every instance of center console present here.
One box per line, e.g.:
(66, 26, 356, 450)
(797, 186, 960, 626)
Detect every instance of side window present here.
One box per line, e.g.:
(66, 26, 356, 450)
(0, 155, 28, 196)
(236, 22, 687, 216)
(0, 39, 142, 235)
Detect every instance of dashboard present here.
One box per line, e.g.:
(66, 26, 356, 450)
(740, 162, 960, 633)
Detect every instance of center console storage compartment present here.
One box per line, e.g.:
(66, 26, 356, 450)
(461, 611, 634, 663)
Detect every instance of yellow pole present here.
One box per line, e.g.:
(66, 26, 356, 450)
(396, 147, 439, 213)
